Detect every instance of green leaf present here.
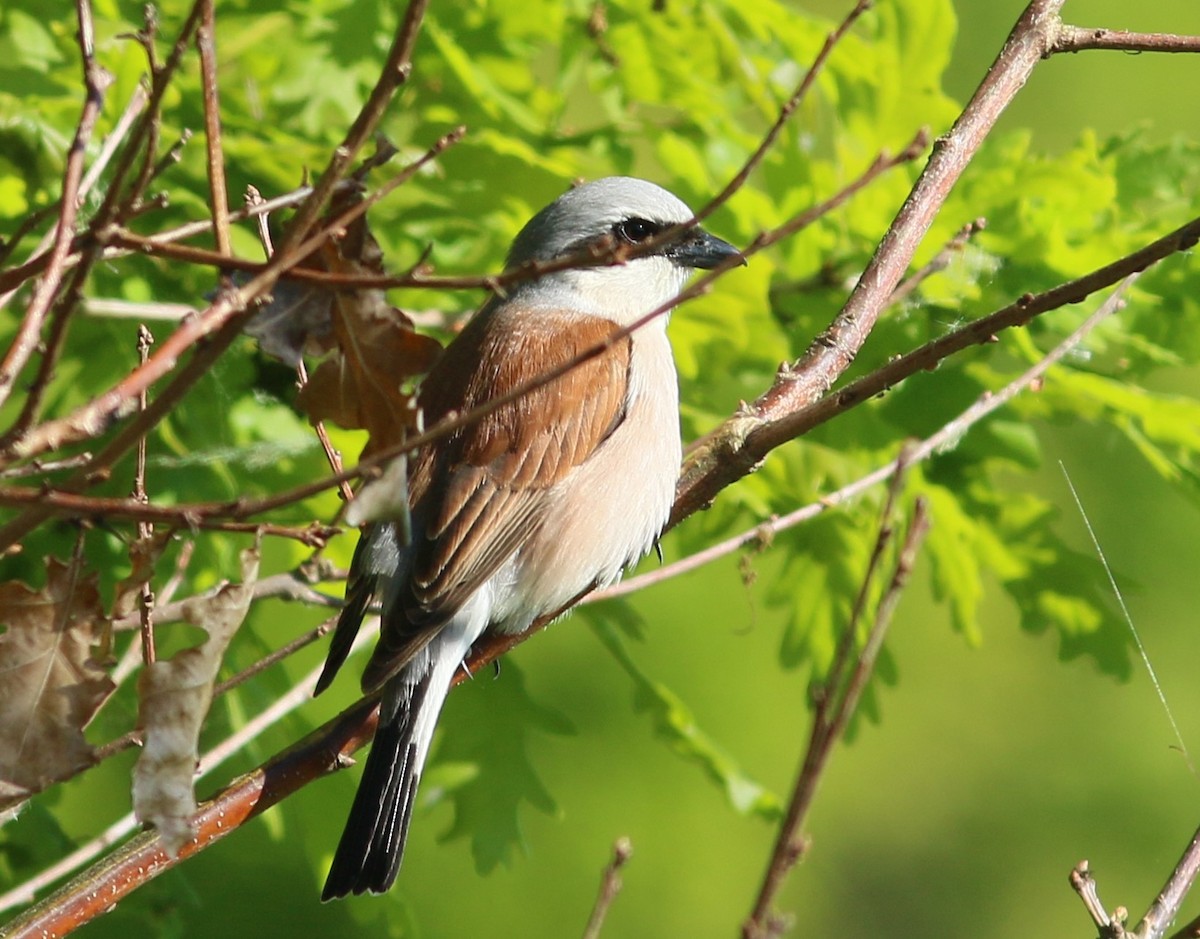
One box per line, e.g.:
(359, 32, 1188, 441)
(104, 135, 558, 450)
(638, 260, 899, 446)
(435, 660, 573, 874)
(590, 615, 780, 820)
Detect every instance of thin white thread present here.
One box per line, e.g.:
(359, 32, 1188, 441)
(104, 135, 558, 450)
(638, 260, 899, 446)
(1060, 461, 1195, 775)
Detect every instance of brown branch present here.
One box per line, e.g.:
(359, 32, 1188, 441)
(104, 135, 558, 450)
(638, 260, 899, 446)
(0, 454, 93, 479)
(0, 179, 328, 300)
(0, 0, 112, 413)
(1071, 861, 1130, 938)
(0, 486, 339, 545)
(196, 0, 232, 258)
(132, 325, 156, 663)
(694, 0, 873, 225)
(671, 209, 1200, 528)
(1072, 824, 1200, 939)
(1051, 26, 1200, 55)
(103, 2, 202, 225)
(273, 0, 429, 255)
(110, 565, 343, 633)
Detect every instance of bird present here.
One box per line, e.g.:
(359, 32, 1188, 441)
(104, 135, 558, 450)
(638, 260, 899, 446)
(316, 176, 741, 899)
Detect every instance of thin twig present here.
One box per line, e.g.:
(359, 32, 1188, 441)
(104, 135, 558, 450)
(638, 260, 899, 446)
(0, 487, 339, 545)
(0, 454, 94, 479)
(742, 476, 931, 939)
(601, 273, 1136, 603)
(581, 838, 634, 939)
(0, 0, 112, 412)
(273, 0, 429, 256)
(694, 0, 873, 225)
(133, 325, 156, 664)
(1051, 25, 1200, 55)
(196, 0, 232, 258)
(1070, 861, 1126, 937)
(110, 565, 341, 633)
(888, 217, 986, 306)
(81, 298, 197, 320)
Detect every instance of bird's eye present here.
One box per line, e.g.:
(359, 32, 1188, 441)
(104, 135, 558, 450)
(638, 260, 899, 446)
(614, 218, 659, 245)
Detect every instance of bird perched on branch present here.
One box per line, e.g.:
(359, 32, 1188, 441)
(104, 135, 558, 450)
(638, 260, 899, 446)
(316, 176, 741, 899)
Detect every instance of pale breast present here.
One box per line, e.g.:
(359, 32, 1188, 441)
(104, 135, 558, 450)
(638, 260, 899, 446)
(493, 322, 681, 631)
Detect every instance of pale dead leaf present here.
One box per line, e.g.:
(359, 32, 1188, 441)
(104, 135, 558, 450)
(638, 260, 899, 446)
(111, 530, 172, 621)
(244, 278, 335, 367)
(132, 544, 260, 855)
(0, 559, 115, 812)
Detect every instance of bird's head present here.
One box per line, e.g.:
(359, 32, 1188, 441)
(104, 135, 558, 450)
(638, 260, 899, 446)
(505, 176, 742, 323)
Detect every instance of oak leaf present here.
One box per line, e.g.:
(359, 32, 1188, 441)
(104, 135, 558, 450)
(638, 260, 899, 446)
(0, 558, 115, 815)
(132, 544, 259, 855)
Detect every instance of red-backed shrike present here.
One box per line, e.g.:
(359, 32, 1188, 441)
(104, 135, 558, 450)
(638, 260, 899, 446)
(317, 177, 740, 898)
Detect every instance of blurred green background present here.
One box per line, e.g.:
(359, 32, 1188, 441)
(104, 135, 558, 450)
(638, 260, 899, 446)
(2, 1, 1200, 937)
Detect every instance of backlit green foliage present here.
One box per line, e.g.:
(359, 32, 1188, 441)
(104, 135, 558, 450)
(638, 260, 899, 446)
(2, 0, 1199, 936)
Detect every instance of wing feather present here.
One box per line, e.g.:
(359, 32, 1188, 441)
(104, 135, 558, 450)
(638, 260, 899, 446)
(360, 304, 632, 691)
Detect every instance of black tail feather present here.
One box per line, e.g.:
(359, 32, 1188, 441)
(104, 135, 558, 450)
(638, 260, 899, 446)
(321, 674, 432, 899)
(315, 533, 379, 696)
(314, 577, 373, 696)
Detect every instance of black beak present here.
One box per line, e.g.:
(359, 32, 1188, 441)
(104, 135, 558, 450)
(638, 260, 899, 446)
(667, 229, 745, 270)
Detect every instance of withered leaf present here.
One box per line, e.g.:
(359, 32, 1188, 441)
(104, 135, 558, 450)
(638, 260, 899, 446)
(298, 291, 440, 454)
(244, 278, 335, 367)
(248, 182, 442, 455)
(132, 544, 259, 856)
(297, 208, 441, 453)
(111, 530, 172, 621)
(0, 559, 115, 813)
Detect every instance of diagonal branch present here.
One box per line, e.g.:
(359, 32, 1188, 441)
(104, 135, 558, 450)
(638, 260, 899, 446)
(597, 272, 1138, 604)
(674, 0, 1072, 517)
(742, 470, 932, 939)
(0, 0, 112, 413)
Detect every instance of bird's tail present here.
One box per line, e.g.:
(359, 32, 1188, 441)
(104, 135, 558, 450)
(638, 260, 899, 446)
(321, 672, 434, 898)
(321, 607, 483, 899)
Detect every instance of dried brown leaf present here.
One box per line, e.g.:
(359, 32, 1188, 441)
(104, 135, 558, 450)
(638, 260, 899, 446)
(0, 559, 115, 812)
(290, 191, 442, 454)
(132, 544, 260, 855)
